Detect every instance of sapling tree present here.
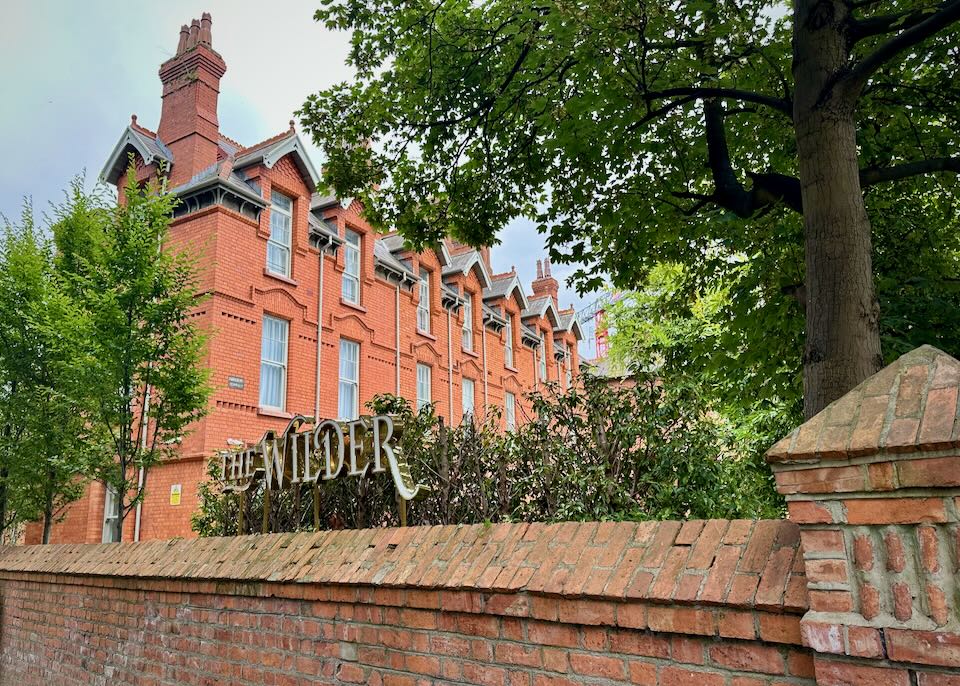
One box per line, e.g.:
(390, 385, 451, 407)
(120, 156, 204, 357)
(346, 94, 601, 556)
(54, 174, 210, 542)
(0, 204, 103, 542)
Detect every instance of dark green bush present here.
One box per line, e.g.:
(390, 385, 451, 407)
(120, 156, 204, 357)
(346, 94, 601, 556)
(192, 371, 783, 537)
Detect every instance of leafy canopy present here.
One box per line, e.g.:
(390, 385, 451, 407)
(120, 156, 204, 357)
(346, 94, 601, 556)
(300, 0, 960, 294)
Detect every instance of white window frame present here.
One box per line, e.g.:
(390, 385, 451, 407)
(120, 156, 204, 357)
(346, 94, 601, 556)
(259, 315, 289, 411)
(342, 229, 361, 304)
(338, 339, 360, 420)
(462, 378, 475, 419)
(505, 391, 516, 430)
(416, 363, 432, 411)
(538, 344, 547, 381)
(461, 294, 473, 352)
(565, 346, 573, 388)
(267, 190, 293, 277)
(504, 317, 514, 368)
(417, 268, 431, 333)
(102, 484, 119, 543)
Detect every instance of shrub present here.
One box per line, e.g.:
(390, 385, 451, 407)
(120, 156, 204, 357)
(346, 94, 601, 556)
(192, 371, 783, 537)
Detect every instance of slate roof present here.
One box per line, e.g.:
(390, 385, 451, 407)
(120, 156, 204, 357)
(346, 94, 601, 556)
(233, 131, 321, 189)
(100, 126, 174, 184)
(168, 162, 266, 207)
(483, 273, 529, 310)
(521, 296, 560, 327)
(374, 239, 417, 283)
(442, 250, 492, 288)
(555, 311, 584, 340)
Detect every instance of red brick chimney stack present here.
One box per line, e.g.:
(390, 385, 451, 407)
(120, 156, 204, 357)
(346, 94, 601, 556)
(531, 257, 559, 306)
(157, 12, 226, 187)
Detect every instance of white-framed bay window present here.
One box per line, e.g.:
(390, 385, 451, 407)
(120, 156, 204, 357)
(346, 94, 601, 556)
(462, 378, 475, 419)
(259, 315, 289, 410)
(267, 190, 292, 277)
(342, 229, 361, 304)
(417, 268, 431, 333)
(505, 391, 516, 430)
(338, 339, 360, 420)
(461, 294, 473, 352)
(416, 363, 432, 411)
(504, 317, 514, 368)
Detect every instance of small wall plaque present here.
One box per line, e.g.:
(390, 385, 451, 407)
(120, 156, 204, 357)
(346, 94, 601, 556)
(169, 484, 182, 506)
(227, 376, 244, 390)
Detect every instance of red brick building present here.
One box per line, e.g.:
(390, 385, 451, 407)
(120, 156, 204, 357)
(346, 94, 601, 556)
(31, 15, 581, 544)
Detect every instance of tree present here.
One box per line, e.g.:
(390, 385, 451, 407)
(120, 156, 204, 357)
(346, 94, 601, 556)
(0, 205, 104, 542)
(300, 0, 960, 417)
(53, 174, 211, 542)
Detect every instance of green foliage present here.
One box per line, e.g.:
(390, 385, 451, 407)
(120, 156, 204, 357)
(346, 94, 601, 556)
(300, 0, 960, 416)
(193, 377, 782, 537)
(53, 171, 211, 542)
(0, 202, 105, 541)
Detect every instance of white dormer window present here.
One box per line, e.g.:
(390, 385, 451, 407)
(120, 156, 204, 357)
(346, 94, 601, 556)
(417, 268, 431, 333)
(342, 229, 361, 304)
(267, 190, 292, 277)
(504, 317, 514, 368)
(462, 294, 473, 352)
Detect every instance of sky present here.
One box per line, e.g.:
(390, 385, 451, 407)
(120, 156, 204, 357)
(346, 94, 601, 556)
(0, 1, 599, 351)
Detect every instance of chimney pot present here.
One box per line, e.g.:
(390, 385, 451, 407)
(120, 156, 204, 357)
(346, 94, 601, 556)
(544, 258, 552, 277)
(188, 19, 200, 49)
(199, 13, 212, 45)
(177, 24, 189, 55)
(536, 259, 543, 279)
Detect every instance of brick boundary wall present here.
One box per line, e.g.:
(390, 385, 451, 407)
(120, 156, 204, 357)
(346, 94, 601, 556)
(0, 520, 812, 685)
(0, 346, 958, 685)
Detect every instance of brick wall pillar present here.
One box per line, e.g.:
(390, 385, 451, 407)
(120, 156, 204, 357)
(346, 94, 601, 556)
(768, 345, 960, 685)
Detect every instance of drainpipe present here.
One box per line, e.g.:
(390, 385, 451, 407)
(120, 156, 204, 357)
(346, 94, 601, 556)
(314, 250, 326, 421)
(534, 346, 539, 391)
(395, 283, 401, 395)
(481, 324, 488, 410)
(447, 308, 454, 423)
(133, 385, 150, 542)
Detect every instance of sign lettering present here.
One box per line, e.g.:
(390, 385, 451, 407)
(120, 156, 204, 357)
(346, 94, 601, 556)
(219, 414, 425, 502)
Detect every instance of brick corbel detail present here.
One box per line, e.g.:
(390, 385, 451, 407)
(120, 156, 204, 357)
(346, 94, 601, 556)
(768, 345, 960, 683)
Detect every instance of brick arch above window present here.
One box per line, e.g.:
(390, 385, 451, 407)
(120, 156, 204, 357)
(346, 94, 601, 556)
(461, 357, 483, 377)
(331, 312, 377, 344)
(253, 287, 308, 321)
(410, 339, 442, 364)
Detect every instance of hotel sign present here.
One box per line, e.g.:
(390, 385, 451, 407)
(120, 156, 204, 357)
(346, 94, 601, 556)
(219, 414, 424, 502)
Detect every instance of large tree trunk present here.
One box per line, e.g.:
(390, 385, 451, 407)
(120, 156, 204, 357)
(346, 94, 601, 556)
(794, 0, 882, 418)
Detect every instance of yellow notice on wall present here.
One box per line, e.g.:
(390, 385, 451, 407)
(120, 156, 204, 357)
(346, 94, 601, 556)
(170, 484, 182, 506)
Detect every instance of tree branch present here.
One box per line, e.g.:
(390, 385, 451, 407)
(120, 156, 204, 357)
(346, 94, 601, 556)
(647, 87, 792, 116)
(860, 156, 960, 186)
(851, 4, 947, 41)
(846, 0, 960, 91)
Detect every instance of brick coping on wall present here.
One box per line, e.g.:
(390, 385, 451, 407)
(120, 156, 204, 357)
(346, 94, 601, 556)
(0, 520, 807, 645)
